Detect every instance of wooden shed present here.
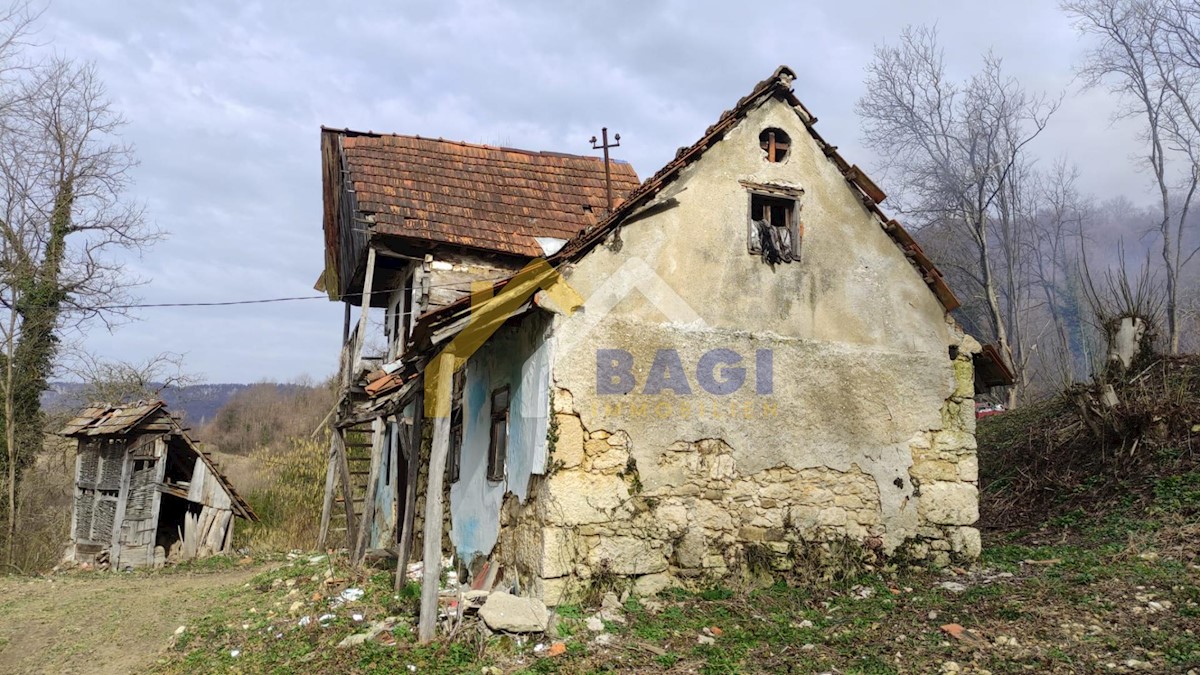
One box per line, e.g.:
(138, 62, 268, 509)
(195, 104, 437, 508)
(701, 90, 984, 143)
(61, 401, 257, 569)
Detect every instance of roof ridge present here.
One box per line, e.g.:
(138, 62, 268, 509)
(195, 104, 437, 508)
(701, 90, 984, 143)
(322, 126, 628, 163)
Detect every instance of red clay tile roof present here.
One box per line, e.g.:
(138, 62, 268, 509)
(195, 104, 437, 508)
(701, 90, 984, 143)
(330, 130, 641, 257)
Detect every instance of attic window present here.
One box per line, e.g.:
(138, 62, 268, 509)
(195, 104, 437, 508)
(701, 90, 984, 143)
(759, 128, 790, 162)
(748, 192, 801, 264)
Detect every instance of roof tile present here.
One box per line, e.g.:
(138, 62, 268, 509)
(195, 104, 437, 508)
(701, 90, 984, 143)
(332, 132, 641, 256)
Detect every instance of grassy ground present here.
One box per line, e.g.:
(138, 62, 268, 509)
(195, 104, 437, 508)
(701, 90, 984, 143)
(146, 474, 1198, 674)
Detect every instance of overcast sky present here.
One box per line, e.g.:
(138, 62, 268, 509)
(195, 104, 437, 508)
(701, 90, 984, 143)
(36, 0, 1143, 384)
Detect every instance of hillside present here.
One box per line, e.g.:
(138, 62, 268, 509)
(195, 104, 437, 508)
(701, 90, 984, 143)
(41, 382, 310, 426)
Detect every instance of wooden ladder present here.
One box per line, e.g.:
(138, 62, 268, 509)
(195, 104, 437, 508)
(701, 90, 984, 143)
(319, 421, 376, 550)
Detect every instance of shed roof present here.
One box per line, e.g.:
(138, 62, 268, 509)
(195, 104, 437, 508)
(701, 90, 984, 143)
(324, 129, 642, 257)
(60, 401, 165, 437)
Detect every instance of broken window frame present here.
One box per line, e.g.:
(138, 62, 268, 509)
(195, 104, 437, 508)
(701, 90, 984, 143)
(447, 368, 466, 483)
(487, 386, 509, 483)
(744, 183, 803, 264)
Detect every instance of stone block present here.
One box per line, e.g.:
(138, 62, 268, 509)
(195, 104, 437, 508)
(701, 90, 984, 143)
(911, 458, 959, 482)
(587, 536, 668, 575)
(553, 414, 585, 469)
(479, 593, 549, 633)
(541, 527, 579, 578)
(952, 359, 975, 400)
(932, 430, 977, 453)
(633, 572, 674, 597)
(552, 388, 575, 414)
(957, 455, 978, 483)
(544, 471, 630, 525)
(918, 481, 979, 526)
(949, 526, 982, 558)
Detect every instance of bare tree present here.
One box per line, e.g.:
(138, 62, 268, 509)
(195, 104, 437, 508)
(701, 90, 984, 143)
(1065, 0, 1200, 353)
(857, 25, 1058, 404)
(0, 4, 158, 558)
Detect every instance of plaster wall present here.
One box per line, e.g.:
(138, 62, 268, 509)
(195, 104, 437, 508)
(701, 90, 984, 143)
(537, 94, 979, 599)
(447, 313, 552, 562)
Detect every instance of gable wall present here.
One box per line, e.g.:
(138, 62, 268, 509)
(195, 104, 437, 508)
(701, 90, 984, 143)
(528, 95, 980, 601)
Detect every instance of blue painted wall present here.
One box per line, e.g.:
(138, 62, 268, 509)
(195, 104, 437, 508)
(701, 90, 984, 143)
(449, 313, 551, 561)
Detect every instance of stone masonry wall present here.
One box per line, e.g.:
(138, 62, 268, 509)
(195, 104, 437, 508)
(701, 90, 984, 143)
(512, 328, 983, 605)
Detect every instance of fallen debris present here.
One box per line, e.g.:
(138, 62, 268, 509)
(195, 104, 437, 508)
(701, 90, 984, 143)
(337, 616, 400, 648)
(478, 593, 549, 633)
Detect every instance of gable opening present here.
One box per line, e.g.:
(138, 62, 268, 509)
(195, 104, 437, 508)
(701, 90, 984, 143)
(759, 128, 790, 162)
(748, 192, 801, 264)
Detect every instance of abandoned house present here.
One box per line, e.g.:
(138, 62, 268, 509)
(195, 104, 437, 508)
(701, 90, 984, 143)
(62, 401, 258, 569)
(316, 66, 1011, 627)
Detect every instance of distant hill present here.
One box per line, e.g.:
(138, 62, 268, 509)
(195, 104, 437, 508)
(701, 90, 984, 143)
(41, 382, 306, 426)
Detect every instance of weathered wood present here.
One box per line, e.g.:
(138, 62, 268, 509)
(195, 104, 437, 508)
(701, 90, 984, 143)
(353, 417, 386, 564)
(317, 432, 339, 550)
(394, 397, 421, 593)
(419, 356, 453, 642)
(223, 517, 236, 553)
(333, 428, 357, 549)
(109, 446, 134, 569)
(182, 511, 197, 559)
(353, 245, 378, 373)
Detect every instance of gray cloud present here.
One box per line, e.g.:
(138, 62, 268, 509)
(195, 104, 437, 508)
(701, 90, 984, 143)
(37, 0, 1147, 382)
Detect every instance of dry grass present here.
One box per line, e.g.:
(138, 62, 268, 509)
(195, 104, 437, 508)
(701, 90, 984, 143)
(214, 436, 327, 552)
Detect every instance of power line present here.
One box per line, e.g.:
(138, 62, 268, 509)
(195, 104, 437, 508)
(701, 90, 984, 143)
(88, 276, 517, 310)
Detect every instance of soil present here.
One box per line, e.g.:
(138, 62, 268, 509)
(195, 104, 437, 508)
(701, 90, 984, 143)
(0, 564, 267, 675)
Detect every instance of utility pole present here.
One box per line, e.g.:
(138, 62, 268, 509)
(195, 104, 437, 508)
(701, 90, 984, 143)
(590, 127, 621, 214)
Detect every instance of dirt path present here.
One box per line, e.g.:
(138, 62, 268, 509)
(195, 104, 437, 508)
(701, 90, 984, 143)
(0, 565, 267, 675)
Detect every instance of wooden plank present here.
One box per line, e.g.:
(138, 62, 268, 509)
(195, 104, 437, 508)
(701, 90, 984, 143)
(353, 417, 386, 564)
(395, 394, 421, 593)
(353, 245, 377, 373)
(182, 511, 197, 559)
(109, 446, 134, 569)
(207, 510, 231, 554)
(148, 439, 168, 567)
(333, 428, 357, 549)
(419, 355, 453, 642)
(223, 517, 236, 553)
(317, 432, 339, 550)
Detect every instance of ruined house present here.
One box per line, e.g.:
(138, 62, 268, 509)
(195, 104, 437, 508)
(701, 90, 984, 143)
(317, 66, 1011, 622)
(62, 401, 257, 569)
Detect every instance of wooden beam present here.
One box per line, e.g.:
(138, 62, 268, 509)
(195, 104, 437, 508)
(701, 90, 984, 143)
(353, 417, 386, 564)
(353, 245, 378, 373)
(418, 356, 452, 643)
(395, 393, 422, 593)
(317, 432, 339, 550)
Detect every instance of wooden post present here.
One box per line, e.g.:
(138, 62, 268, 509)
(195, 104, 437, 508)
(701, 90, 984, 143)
(418, 355, 453, 643)
(353, 245, 377, 373)
(353, 417, 386, 564)
(333, 428, 356, 548)
(395, 393, 422, 593)
(317, 432, 338, 550)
